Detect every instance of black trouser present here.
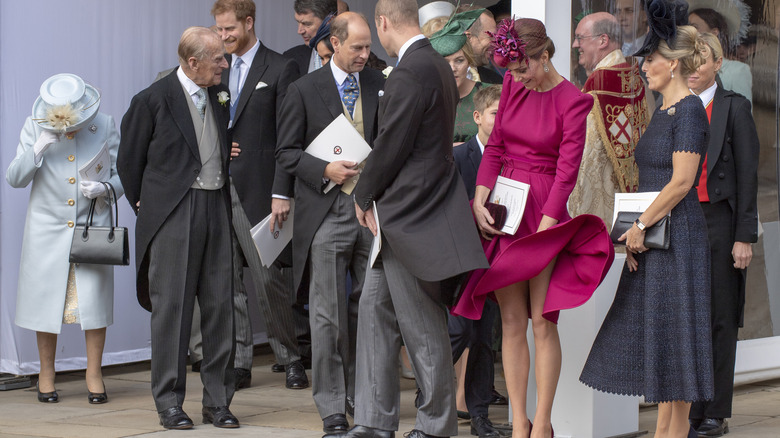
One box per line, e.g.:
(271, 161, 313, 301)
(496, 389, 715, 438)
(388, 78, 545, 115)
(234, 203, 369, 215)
(449, 299, 498, 417)
(690, 200, 744, 420)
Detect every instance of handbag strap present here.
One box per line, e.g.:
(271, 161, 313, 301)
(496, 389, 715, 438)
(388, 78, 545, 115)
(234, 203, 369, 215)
(100, 182, 120, 228)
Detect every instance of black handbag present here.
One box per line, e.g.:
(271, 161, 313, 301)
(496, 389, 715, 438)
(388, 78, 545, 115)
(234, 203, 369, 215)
(610, 211, 670, 250)
(69, 182, 130, 265)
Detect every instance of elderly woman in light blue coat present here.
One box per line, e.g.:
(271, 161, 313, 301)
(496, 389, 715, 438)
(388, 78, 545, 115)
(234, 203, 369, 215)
(6, 74, 123, 404)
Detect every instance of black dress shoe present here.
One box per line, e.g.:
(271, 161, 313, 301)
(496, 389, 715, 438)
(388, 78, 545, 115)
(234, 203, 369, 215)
(158, 406, 193, 429)
(202, 406, 240, 428)
(470, 415, 500, 438)
(323, 413, 349, 433)
(234, 367, 252, 390)
(405, 429, 445, 438)
(36, 381, 58, 403)
(285, 360, 309, 389)
(457, 410, 472, 420)
(323, 425, 395, 438)
(696, 418, 728, 437)
(191, 360, 202, 373)
(272, 363, 285, 373)
(489, 389, 508, 405)
(88, 390, 108, 404)
(346, 395, 355, 417)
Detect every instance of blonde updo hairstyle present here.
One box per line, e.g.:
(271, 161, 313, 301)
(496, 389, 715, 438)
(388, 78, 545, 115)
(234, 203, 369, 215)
(655, 25, 708, 77)
(698, 32, 724, 63)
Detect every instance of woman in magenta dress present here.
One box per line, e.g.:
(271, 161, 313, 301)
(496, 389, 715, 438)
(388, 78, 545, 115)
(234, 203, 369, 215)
(452, 18, 614, 438)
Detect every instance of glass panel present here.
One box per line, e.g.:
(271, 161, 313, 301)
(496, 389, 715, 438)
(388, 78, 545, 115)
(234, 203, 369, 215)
(570, 0, 780, 340)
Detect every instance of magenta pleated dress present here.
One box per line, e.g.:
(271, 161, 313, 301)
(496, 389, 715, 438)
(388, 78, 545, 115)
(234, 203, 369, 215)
(452, 74, 615, 323)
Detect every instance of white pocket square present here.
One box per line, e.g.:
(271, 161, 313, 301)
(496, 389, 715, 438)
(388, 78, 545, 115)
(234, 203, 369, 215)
(255, 82, 268, 90)
(378, 90, 384, 97)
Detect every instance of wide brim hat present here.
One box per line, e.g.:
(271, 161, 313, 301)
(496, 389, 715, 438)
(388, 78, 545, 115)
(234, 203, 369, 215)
(430, 8, 485, 57)
(633, 0, 690, 57)
(419, 1, 456, 28)
(687, 0, 751, 49)
(32, 73, 100, 133)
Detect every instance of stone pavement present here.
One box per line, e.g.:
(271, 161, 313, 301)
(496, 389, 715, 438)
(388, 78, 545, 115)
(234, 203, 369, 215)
(0, 348, 778, 437)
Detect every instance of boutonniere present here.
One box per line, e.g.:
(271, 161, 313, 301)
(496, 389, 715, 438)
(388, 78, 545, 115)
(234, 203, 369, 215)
(382, 66, 393, 78)
(217, 91, 230, 107)
(378, 90, 384, 97)
(255, 81, 268, 90)
(667, 107, 676, 116)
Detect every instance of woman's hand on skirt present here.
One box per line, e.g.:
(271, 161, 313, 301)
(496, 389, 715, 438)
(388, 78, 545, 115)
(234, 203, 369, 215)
(625, 250, 639, 272)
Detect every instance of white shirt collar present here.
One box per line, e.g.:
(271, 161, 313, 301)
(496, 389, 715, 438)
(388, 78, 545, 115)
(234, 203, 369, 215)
(330, 59, 359, 86)
(397, 34, 426, 63)
(475, 135, 485, 155)
(176, 67, 203, 102)
(233, 39, 260, 68)
(692, 82, 718, 107)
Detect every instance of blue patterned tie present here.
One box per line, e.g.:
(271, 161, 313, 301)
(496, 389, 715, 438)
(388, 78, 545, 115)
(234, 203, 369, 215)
(342, 74, 358, 117)
(195, 89, 206, 120)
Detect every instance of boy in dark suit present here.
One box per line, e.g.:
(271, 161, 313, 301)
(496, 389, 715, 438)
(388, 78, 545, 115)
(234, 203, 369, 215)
(450, 84, 504, 438)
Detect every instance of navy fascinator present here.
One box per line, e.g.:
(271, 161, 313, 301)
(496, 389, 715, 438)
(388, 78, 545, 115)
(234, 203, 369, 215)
(633, 0, 689, 57)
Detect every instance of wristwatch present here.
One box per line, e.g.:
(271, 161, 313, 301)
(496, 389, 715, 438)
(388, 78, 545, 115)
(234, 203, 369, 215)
(634, 218, 647, 231)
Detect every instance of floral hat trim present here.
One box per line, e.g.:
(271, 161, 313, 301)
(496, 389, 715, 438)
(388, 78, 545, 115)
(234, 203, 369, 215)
(488, 17, 527, 68)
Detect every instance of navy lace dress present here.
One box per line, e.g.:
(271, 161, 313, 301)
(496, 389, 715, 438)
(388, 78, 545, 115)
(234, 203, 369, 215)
(580, 95, 714, 402)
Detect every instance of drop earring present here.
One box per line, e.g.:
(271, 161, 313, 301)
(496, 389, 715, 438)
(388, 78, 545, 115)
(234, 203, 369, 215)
(670, 69, 674, 79)
(544, 63, 549, 73)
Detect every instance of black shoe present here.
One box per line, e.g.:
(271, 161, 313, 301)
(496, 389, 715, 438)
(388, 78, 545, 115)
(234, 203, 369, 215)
(470, 416, 500, 438)
(346, 395, 355, 417)
(285, 360, 309, 389)
(323, 413, 349, 433)
(696, 418, 729, 437)
(191, 360, 202, 373)
(272, 363, 285, 373)
(405, 429, 444, 438)
(323, 425, 395, 438)
(87, 390, 108, 404)
(234, 368, 251, 390)
(36, 381, 58, 403)
(489, 389, 508, 405)
(158, 406, 193, 430)
(457, 410, 472, 420)
(202, 406, 240, 428)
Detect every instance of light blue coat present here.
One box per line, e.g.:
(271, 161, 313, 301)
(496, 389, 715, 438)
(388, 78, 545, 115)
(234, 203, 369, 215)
(6, 113, 124, 334)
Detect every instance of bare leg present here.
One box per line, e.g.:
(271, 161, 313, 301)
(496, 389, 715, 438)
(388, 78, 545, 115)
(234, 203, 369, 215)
(455, 348, 469, 413)
(529, 259, 559, 438)
(494, 281, 532, 438)
(670, 401, 692, 437)
(85, 328, 106, 393)
(36, 332, 57, 393)
(655, 402, 672, 438)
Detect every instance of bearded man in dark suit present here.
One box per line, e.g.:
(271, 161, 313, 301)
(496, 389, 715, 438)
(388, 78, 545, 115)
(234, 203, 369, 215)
(211, 0, 308, 391)
(335, 1, 489, 437)
(276, 11, 385, 435)
(117, 27, 238, 430)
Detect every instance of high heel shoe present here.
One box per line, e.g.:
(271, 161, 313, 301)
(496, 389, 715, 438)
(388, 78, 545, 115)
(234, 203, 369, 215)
(87, 380, 108, 404)
(36, 381, 59, 403)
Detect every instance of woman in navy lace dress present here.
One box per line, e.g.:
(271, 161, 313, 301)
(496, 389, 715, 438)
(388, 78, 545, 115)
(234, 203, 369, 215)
(580, 2, 714, 436)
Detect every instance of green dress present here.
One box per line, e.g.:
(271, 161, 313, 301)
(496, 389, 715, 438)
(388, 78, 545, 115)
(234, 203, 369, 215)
(453, 82, 482, 143)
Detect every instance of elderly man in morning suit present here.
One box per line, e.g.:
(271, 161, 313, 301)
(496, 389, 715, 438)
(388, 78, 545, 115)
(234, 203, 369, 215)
(276, 11, 385, 435)
(117, 27, 238, 429)
(568, 12, 650, 229)
(332, 1, 489, 437)
(211, 0, 309, 391)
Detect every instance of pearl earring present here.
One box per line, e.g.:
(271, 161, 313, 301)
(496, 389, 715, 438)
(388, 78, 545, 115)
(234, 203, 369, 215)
(670, 70, 674, 79)
(544, 64, 549, 73)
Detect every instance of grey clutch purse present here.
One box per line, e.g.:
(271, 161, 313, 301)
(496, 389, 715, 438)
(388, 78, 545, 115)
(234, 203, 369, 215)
(610, 211, 670, 250)
(69, 182, 129, 265)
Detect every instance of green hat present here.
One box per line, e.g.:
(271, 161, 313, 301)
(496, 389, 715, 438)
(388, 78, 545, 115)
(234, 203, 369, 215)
(430, 8, 485, 57)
